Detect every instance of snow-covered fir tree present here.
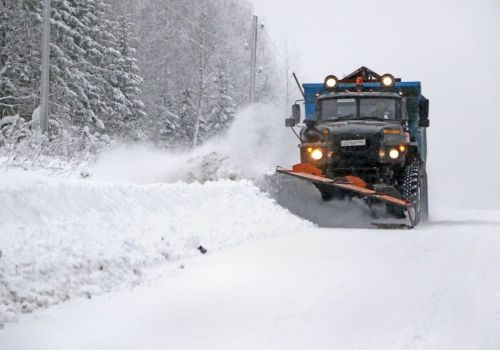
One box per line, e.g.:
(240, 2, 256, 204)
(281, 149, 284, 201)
(200, 63, 236, 142)
(177, 88, 196, 147)
(105, 12, 147, 140)
(0, 0, 285, 154)
(0, 0, 41, 118)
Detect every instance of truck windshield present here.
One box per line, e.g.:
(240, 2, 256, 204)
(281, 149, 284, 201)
(320, 98, 398, 121)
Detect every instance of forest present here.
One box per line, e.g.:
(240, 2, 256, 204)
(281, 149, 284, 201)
(0, 0, 284, 158)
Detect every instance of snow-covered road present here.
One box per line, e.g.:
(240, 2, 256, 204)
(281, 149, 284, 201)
(1, 215, 499, 349)
(1, 119, 500, 349)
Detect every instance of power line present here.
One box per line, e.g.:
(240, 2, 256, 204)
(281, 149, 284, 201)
(163, 2, 243, 48)
(163, 4, 284, 75)
(261, 29, 285, 65)
(163, 3, 254, 70)
(183, 35, 248, 69)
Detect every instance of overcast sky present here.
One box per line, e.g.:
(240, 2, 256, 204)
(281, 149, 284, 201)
(249, 0, 500, 210)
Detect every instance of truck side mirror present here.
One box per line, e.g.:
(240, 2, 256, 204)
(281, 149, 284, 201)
(419, 96, 429, 119)
(285, 118, 296, 127)
(418, 96, 429, 127)
(285, 104, 301, 127)
(419, 119, 430, 127)
(292, 104, 301, 124)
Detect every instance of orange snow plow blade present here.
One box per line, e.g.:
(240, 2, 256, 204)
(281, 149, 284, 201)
(276, 166, 410, 209)
(292, 163, 323, 176)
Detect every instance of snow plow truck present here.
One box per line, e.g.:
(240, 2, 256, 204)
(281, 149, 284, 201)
(278, 67, 430, 227)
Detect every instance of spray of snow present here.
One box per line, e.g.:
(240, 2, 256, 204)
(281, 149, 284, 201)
(86, 104, 383, 227)
(87, 104, 298, 184)
(203, 103, 299, 179)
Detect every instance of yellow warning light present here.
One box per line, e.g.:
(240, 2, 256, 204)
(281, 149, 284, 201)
(383, 129, 402, 135)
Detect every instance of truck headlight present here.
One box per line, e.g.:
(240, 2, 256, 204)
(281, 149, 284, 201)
(389, 149, 399, 159)
(311, 149, 324, 160)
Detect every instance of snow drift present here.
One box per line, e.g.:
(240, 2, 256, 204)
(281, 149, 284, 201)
(0, 104, 309, 326)
(0, 166, 311, 325)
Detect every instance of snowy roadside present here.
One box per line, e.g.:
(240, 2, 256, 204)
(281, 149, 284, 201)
(1, 214, 500, 350)
(0, 167, 311, 327)
(0, 104, 303, 327)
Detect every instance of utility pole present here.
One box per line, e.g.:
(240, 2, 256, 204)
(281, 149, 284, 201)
(40, 0, 51, 134)
(249, 15, 258, 104)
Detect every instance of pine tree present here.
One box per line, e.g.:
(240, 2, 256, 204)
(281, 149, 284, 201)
(47, 0, 146, 139)
(1, 0, 285, 153)
(134, 0, 178, 141)
(201, 63, 235, 141)
(0, 0, 41, 118)
(104, 12, 146, 139)
(49, 0, 103, 132)
(177, 88, 196, 147)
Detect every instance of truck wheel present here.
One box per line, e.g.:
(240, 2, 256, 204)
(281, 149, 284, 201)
(386, 204, 406, 219)
(421, 168, 429, 221)
(400, 161, 423, 226)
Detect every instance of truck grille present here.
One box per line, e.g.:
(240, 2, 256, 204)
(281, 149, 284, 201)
(333, 136, 379, 163)
(340, 145, 369, 153)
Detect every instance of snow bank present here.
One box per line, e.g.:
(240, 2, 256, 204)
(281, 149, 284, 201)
(0, 168, 311, 326)
(0, 104, 310, 327)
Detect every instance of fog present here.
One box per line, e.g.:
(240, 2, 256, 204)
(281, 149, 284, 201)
(249, 0, 500, 210)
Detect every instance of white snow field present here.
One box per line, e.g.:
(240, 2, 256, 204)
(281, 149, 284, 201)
(1, 105, 500, 349)
(1, 162, 500, 349)
(1, 208, 499, 350)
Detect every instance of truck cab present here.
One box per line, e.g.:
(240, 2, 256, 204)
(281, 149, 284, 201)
(284, 67, 430, 225)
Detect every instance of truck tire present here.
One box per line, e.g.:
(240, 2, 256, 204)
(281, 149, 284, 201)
(400, 161, 423, 226)
(421, 168, 429, 221)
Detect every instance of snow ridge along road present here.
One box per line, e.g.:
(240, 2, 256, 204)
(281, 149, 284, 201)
(0, 168, 311, 325)
(0, 104, 303, 326)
